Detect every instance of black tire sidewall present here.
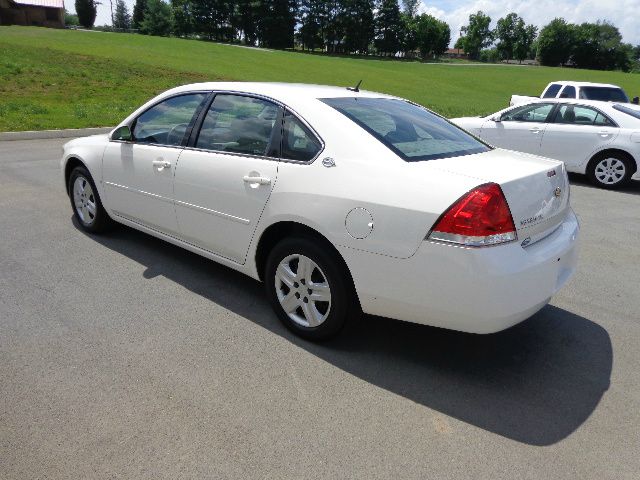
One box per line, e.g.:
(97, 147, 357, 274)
(588, 154, 632, 189)
(68, 166, 109, 233)
(265, 237, 352, 341)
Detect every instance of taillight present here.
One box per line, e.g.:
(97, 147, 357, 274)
(428, 183, 517, 247)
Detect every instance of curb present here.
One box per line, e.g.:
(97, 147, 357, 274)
(0, 127, 113, 142)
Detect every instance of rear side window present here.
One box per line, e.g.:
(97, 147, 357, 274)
(579, 87, 629, 102)
(553, 105, 615, 126)
(196, 94, 281, 157)
(321, 97, 489, 162)
(542, 84, 562, 98)
(133, 93, 207, 146)
(613, 104, 640, 120)
(281, 111, 322, 162)
(559, 86, 576, 99)
(501, 103, 554, 123)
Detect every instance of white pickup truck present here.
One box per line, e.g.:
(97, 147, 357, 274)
(510, 81, 638, 106)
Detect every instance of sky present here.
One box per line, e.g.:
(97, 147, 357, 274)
(84, 0, 640, 46)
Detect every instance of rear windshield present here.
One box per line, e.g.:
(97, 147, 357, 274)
(321, 97, 490, 162)
(542, 84, 562, 98)
(612, 104, 640, 120)
(579, 87, 629, 103)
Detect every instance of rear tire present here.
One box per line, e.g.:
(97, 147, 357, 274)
(587, 153, 633, 189)
(265, 237, 353, 341)
(68, 166, 112, 233)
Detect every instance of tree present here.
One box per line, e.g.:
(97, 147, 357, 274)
(413, 13, 450, 59)
(536, 18, 575, 66)
(140, 0, 172, 36)
(132, 0, 147, 29)
(401, 0, 420, 17)
(400, 12, 418, 55)
(259, 0, 298, 49)
(573, 21, 628, 71)
(192, 0, 233, 41)
(375, 0, 403, 55)
(171, 0, 193, 37)
(342, 0, 375, 54)
(75, 0, 98, 28)
(233, 0, 261, 45)
(113, 0, 131, 30)
(298, 0, 324, 50)
(495, 13, 523, 62)
(460, 11, 493, 60)
(64, 9, 80, 26)
(513, 24, 537, 63)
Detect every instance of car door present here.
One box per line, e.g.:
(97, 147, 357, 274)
(539, 104, 619, 169)
(102, 92, 209, 235)
(173, 94, 282, 264)
(480, 103, 555, 155)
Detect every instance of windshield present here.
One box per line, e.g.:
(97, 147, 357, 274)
(612, 104, 640, 121)
(321, 97, 490, 161)
(579, 87, 629, 103)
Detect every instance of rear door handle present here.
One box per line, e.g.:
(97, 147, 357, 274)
(598, 131, 612, 138)
(152, 160, 171, 171)
(243, 175, 271, 185)
(529, 127, 541, 133)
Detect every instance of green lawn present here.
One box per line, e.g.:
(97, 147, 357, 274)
(2, 26, 640, 131)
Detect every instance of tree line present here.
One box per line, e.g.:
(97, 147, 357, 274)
(72, 0, 639, 72)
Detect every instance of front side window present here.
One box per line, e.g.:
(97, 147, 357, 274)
(133, 93, 207, 146)
(196, 94, 281, 156)
(501, 103, 554, 123)
(559, 86, 576, 99)
(553, 105, 615, 126)
(322, 97, 489, 162)
(542, 84, 562, 98)
(281, 111, 322, 162)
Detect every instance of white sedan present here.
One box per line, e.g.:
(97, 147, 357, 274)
(62, 83, 579, 340)
(452, 99, 640, 189)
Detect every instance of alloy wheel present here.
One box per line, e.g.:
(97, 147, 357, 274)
(73, 176, 97, 225)
(594, 158, 626, 185)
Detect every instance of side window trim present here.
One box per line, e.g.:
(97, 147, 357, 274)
(117, 91, 211, 148)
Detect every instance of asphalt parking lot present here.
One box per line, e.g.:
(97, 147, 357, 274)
(1, 137, 639, 479)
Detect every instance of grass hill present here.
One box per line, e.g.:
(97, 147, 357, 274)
(2, 26, 640, 131)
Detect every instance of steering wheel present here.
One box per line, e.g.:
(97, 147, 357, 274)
(167, 123, 189, 145)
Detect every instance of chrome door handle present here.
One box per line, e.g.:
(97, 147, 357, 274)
(598, 131, 612, 137)
(529, 127, 541, 133)
(243, 175, 271, 185)
(152, 160, 171, 171)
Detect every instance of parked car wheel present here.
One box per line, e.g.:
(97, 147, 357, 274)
(68, 166, 111, 233)
(587, 153, 633, 189)
(265, 237, 352, 341)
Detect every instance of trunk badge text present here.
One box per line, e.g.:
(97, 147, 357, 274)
(547, 170, 557, 177)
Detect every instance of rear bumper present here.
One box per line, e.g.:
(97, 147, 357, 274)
(340, 209, 580, 334)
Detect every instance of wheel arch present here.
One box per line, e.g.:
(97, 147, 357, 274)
(254, 221, 361, 309)
(64, 157, 88, 195)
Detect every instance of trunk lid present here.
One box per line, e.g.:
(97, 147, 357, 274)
(428, 148, 570, 244)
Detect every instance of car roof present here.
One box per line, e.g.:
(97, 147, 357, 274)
(522, 98, 625, 109)
(548, 81, 622, 89)
(162, 82, 396, 103)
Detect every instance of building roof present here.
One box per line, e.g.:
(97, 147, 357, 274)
(12, 0, 64, 8)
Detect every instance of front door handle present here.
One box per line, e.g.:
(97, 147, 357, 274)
(243, 175, 271, 185)
(152, 160, 171, 171)
(529, 127, 541, 133)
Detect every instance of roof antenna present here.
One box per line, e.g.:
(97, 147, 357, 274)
(347, 80, 363, 92)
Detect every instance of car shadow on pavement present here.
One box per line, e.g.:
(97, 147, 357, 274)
(569, 172, 640, 195)
(77, 219, 613, 447)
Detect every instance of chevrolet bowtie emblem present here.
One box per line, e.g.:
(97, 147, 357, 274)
(554, 187, 562, 197)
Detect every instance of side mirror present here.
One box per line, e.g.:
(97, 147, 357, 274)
(112, 125, 132, 141)
(633, 96, 639, 105)
(491, 115, 502, 122)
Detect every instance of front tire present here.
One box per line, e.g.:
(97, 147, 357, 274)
(68, 166, 112, 233)
(265, 237, 353, 341)
(587, 153, 633, 189)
